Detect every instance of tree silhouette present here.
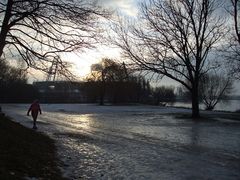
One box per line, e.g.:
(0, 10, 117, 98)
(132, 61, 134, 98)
(231, 0, 240, 44)
(112, 0, 226, 118)
(153, 86, 175, 106)
(227, 0, 240, 79)
(199, 73, 233, 110)
(0, 0, 108, 74)
(88, 58, 129, 105)
(0, 59, 39, 102)
(87, 58, 152, 104)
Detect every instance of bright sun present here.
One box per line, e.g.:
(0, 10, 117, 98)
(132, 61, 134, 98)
(64, 46, 122, 78)
(62, 52, 93, 78)
(27, 46, 122, 83)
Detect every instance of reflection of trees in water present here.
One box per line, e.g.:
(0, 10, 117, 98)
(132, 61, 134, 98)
(172, 99, 240, 112)
(190, 123, 200, 147)
(218, 100, 231, 106)
(215, 100, 238, 111)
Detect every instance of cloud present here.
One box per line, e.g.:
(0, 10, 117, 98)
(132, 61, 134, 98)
(98, 0, 231, 18)
(98, 0, 139, 17)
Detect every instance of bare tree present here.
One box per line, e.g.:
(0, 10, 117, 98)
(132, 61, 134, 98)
(88, 58, 129, 105)
(199, 73, 233, 110)
(0, 0, 108, 75)
(231, 0, 240, 44)
(89, 58, 129, 82)
(111, 0, 226, 118)
(226, 0, 240, 79)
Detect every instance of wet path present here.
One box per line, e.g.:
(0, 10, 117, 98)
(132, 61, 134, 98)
(2, 104, 240, 179)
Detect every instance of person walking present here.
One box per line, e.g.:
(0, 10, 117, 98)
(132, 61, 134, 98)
(27, 100, 42, 129)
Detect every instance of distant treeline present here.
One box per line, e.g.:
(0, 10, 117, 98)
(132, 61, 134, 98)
(0, 58, 176, 104)
(0, 59, 39, 103)
(33, 80, 176, 105)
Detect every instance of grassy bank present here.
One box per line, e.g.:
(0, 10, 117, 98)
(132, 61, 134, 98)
(0, 116, 66, 180)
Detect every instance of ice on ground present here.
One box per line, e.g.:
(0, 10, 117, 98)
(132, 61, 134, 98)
(1, 104, 240, 180)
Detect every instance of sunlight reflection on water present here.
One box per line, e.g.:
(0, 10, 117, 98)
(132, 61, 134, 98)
(2, 104, 240, 180)
(70, 114, 93, 130)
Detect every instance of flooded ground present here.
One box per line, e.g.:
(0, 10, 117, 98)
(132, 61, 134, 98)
(1, 104, 240, 179)
(171, 99, 240, 112)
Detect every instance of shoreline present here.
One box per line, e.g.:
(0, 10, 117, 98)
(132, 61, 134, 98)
(0, 116, 66, 180)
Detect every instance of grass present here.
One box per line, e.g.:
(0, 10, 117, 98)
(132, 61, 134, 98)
(0, 116, 66, 180)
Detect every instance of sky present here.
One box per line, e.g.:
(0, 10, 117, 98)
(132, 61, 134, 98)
(29, 0, 140, 82)
(98, 0, 139, 16)
(97, 0, 240, 95)
(26, 0, 240, 95)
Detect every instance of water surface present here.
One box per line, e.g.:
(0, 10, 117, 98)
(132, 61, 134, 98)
(2, 104, 240, 179)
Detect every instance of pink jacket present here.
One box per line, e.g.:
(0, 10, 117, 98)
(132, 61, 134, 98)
(27, 101, 42, 115)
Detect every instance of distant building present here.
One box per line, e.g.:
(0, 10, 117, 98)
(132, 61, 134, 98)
(33, 81, 87, 103)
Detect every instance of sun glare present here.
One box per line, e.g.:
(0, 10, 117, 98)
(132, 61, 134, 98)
(63, 46, 122, 79)
(27, 46, 122, 82)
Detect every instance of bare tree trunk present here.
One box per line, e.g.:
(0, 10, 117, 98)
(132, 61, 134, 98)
(233, 0, 240, 44)
(0, 0, 13, 112)
(99, 84, 106, 105)
(0, 0, 13, 58)
(191, 84, 200, 118)
(99, 72, 106, 105)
